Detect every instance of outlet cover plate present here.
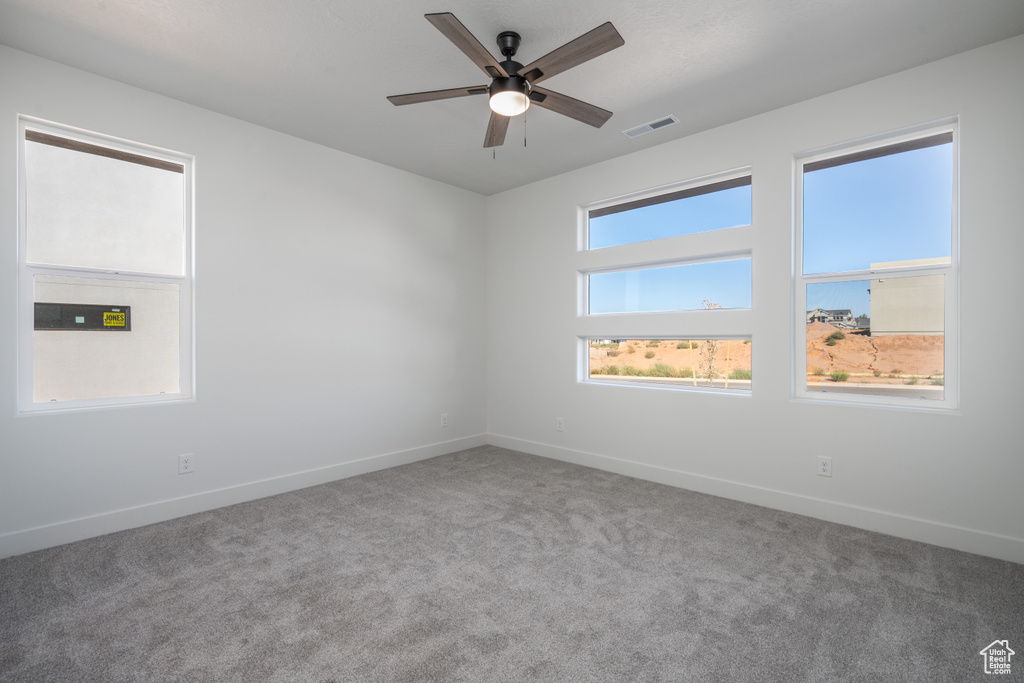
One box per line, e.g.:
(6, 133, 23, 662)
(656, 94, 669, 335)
(817, 455, 832, 477)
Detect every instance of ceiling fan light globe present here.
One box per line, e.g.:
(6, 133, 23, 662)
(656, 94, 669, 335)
(489, 90, 530, 116)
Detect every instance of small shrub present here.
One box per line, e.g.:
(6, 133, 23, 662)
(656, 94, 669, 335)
(607, 365, 621, 375)
(646, 340, 661, 347)
(830, 370, 850, 382)
(729, 368, 752, 380)
(650, 363, 675, 377)
(626, 345, 636, 354)
(623, 366, 641, 376)
(873, 369, 881, 377)
(676, 341, 688, 349)
(743, 339, 750, 344)
(677, 367, 694, 378)
(906, 375, 919, 385)
(645, 350, 656, 359)
(606, 349, 621, 357)
(826, 339, 837, 346)
(931, 375, 944, 386)
(826, 331, 846, 342)
(813, 367, 825, 376)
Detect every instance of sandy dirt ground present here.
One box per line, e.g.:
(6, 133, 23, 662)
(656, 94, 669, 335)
(589, 339, 751, 376)
(589, 325, 943, 383)
(804, 322, 943, 381)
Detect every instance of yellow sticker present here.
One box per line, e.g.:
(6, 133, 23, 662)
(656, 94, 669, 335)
(103, 312, 126, 327)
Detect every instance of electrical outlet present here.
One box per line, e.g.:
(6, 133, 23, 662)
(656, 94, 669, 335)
(440, 413, 448, 428)
(817, 455, 832, 477)
(178, 454, 194, 475)
(556, 417, 564, 432)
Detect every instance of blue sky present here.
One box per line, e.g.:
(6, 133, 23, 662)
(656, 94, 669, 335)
(590, 259, 752, 313)
(589, 185, 751, 249)
(587, 142, 952, 318)
(803, 143, 952, 275)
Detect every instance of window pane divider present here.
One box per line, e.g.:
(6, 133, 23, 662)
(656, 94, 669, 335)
(801, 263, 951, 284)
(26, 263, 186, 283)
(577, 225, 752, 272)
(580, 249, 753, 277)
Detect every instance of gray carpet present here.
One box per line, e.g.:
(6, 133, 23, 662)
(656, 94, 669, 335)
(1, 445, 1021, 682)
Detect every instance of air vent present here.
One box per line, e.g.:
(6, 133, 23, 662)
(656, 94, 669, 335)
(622, 115, 680, 139)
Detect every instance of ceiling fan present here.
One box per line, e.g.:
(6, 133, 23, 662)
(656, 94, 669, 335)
(387, 13, 624, 148)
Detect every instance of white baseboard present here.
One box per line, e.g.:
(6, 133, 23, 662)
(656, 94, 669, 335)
(0, 433, 488, 560)
(487, 433, 1024, 565)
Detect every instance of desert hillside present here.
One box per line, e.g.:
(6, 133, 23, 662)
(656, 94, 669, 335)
(589, 339, 751, 380)
(805, 322, 943, 379)
(589, 325, 943, 383)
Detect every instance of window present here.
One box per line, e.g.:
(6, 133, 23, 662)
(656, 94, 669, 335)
(579, 171, 753, 391)
(588, 176, 751, 249)
(795, 124, 957, 408)
(18, 119, 193, 412)
(588, 258, 752, 314)
(586, 338, 752, 389)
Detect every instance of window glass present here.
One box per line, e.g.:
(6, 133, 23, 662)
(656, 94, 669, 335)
(804, 276, 945, 400)
(25, 134, 185, 275)
(588, 338, 751, 390)
(589, 258, 751, 314)
(588, 177, 750, 249)
(33, 275, 181, 402)
(797, 128, 955, 407)
(803, 137, 952, 274)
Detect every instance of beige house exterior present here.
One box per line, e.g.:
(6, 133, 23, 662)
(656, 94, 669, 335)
(869, 257, 949, 335)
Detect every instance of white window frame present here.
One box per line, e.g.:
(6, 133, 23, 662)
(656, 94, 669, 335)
(578, 167, 754, 394)
(17, 117, 195, 414)
(793, 120, 958, 410)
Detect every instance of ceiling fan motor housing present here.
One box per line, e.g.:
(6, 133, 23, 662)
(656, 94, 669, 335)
(496, 31, 522, 58)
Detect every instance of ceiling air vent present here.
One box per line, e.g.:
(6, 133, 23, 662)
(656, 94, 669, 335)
(622, 115, 680, 139)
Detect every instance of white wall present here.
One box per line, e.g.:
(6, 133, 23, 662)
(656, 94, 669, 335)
(0, 45, 488, 558)
(3, 36, 1023, 565)
(486, 36, 1024, 563)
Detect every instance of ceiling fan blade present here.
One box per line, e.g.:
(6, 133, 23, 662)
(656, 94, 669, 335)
(529, 87, 613, 128)
(519, 22, 624, 84)
(484, 112, 510, 148)
(425, 13, 508, 79)
(387, 86, 489, 106)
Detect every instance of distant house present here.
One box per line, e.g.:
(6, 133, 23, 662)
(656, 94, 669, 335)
(806, 308, 856, 327)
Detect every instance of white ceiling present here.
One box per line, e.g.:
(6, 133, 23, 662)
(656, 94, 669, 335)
(2, 0, 1022, 195)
